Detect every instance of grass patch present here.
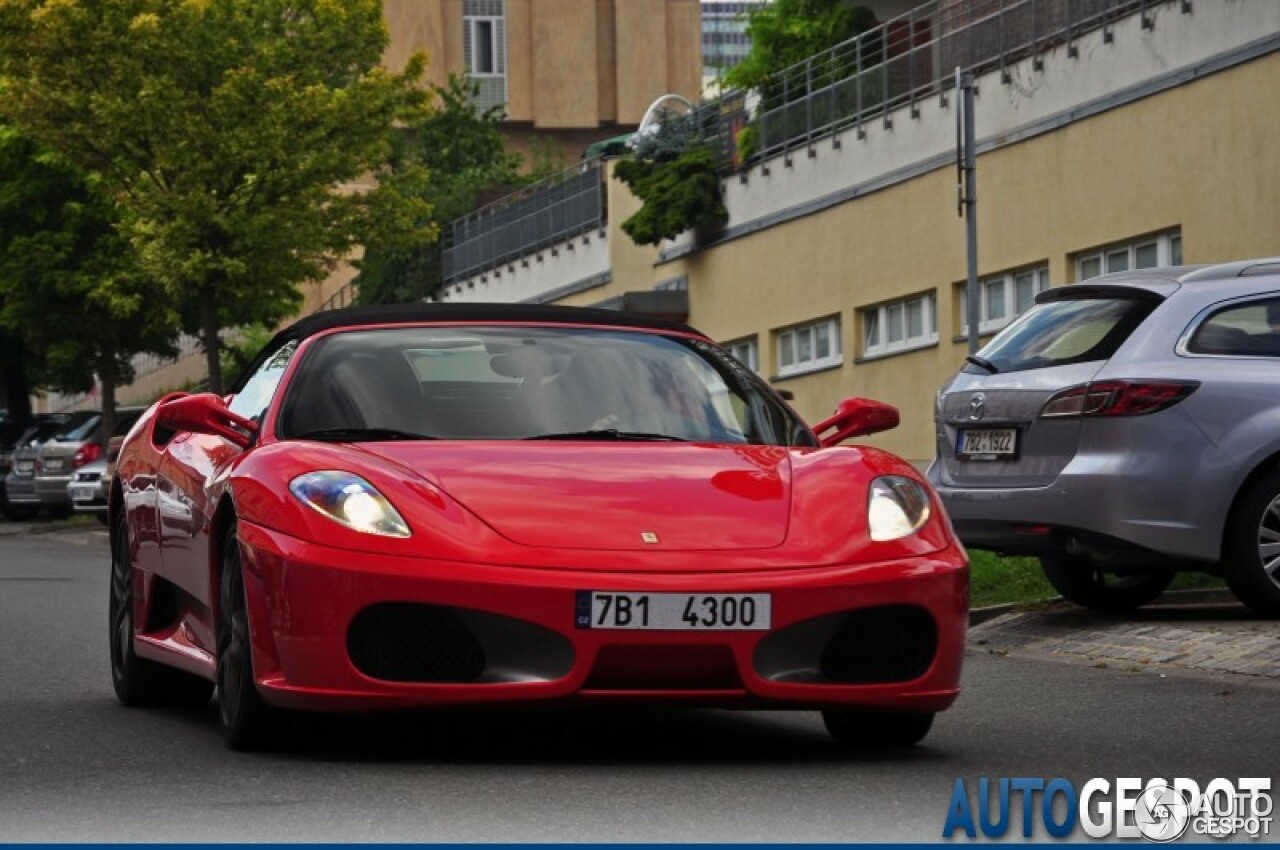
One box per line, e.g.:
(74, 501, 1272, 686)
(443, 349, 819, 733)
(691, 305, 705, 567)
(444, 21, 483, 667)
(968, 550, 1053, 608)
(968, 549, 1226, 609)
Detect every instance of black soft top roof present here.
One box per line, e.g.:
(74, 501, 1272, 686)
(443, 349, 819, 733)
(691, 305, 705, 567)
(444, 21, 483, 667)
(281, 302, 697, 341)
(234, 302, 700, 392)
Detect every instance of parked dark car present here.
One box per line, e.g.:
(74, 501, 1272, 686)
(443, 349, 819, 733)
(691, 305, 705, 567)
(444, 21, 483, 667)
(2, 414, 87, 520)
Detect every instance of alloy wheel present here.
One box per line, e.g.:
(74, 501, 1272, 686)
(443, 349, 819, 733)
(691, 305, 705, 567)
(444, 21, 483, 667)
(1256, 493, 1280, 589)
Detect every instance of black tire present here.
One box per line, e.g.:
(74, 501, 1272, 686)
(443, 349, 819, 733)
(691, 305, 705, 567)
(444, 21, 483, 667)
(217, 520, 280, 750)
(1222, 469, 1280, 618)
(48, 503, 74, 520)
(1039, 555, 1173, 612)
(109, 512, 215, 707)
(1, 500, 38, 521)
(822, 709, 935, 748)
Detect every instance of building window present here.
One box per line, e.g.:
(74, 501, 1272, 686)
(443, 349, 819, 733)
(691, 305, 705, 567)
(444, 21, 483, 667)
(463, 0, 506, 112)
(862, 292, 937, 358)
(959, 265, 1049, 335)
(722, 336, 759, 372)
(1076, 231, 1182, 281)
(776, 317, 841, 377)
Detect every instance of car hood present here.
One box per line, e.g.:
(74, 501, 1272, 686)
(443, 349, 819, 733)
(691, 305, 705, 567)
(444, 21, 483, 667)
(353, 442, 794, 551)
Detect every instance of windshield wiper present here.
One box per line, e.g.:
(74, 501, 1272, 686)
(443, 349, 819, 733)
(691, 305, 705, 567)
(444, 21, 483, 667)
(965, 354, 1000, 374)
(292, 427, 438, 443)
(524, 429, 689, 442)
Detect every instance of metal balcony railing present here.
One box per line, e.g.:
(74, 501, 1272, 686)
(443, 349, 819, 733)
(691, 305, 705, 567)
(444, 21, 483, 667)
(733, 0, 1166, 165)
(435, 0, 1174, 279)
(442, 158, 607, 285)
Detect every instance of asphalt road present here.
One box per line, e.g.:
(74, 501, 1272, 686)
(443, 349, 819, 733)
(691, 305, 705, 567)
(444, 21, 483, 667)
(0, 529, 1275, 842)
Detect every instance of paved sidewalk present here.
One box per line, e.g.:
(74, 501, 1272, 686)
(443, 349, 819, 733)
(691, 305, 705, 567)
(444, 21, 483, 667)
(969, 599, 1280, 682)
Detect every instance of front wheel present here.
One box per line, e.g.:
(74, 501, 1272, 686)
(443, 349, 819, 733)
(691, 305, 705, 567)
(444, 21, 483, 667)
(822, 709, 934, 748)
(1222, 469, 1280, 618)
(1039, 555, 1173, 612)
(217, 520, 280, 750)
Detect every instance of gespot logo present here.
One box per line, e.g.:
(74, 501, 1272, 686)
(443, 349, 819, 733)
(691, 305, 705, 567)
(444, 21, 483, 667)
(943, 777, 1273, 841)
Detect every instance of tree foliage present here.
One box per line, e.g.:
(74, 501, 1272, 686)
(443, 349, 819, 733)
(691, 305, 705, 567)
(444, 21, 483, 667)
(0, 126, 176, 442)
(0, 0, 433, 393)
(723, 0, 878, 93)
(354, 74, 523, 306)
(615, 143, 727, 247)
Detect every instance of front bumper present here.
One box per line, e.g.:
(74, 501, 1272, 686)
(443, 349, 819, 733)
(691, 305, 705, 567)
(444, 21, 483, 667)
(235, 522, 968, 714)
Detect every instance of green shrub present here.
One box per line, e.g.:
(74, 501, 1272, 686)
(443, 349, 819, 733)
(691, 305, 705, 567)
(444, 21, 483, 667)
(614, 146, 729, 246)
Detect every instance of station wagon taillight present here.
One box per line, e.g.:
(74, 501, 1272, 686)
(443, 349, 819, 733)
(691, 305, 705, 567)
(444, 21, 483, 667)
(1039, 380, 1199, 419)
(72, 442, 102, 469)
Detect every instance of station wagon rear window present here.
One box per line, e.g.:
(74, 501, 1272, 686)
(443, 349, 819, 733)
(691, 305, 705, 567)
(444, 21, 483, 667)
(964, 295, 1158, 374)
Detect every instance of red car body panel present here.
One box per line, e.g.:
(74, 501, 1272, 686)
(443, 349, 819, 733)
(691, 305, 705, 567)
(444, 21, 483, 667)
(112, 318, 968, 716)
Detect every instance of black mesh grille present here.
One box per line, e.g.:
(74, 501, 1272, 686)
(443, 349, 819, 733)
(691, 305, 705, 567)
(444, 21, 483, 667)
(819, 605, 937, 684)
(347, 604, 486, 683)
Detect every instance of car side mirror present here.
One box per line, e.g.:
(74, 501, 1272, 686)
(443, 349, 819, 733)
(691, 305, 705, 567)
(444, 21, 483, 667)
(813, 397, 899, 448)
(155, 393, 258, 449)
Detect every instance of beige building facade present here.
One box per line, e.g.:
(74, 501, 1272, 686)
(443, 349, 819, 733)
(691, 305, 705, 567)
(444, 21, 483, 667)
(384, 0, 702, 159)
(439, 0, 1280, 465)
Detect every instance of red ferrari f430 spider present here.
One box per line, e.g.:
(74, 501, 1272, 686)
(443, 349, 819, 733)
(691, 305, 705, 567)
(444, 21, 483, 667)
(109, 304, 967, 749)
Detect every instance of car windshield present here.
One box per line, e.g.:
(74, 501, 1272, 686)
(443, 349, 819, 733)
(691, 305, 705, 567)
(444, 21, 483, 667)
(963, 295, 1158, 374)
(278, 326, 813, 445)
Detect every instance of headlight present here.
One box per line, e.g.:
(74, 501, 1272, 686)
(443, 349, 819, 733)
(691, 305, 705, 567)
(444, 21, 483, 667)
(289, 471, 411, 538)
(867, 475, 931, 541)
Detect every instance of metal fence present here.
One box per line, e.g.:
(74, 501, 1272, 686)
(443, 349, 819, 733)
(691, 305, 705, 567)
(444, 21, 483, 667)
(442, 158, 607, 285)
(319, 281, 356, 311)
(739, 0, 1166, 163)
(435, 0, 1169, 280)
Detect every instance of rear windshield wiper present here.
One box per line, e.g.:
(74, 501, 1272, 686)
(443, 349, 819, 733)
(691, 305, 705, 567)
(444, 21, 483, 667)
(292, 427, 438, 443)
(965, 354, 1000, 374)
(524, 429, 689, 442)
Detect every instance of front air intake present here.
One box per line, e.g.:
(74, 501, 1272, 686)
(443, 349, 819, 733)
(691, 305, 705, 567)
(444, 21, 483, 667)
(819, 606, 937, 684)
(347, 603, 486, 683)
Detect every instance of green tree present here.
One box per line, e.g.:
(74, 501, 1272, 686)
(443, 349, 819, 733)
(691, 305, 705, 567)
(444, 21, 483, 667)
(355, 74, 523, 306)
(0, 126, 176, 444)
(0, 0, 433, 393)
(723, 0, 878, 94)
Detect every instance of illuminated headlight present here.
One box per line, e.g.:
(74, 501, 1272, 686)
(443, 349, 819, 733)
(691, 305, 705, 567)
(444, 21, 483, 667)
(289, 471, 411, 538)
(867, 475, 931, 542)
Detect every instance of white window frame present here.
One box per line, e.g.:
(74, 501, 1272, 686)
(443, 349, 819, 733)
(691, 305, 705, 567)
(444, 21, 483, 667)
(722, 336, 759, 373)
(861, 292, 938, 358)
(464, 15, 505, 77)
(960, 265, 1049, 335)
(1076, 231, 1181, 281)
(775, 317, 842, 378)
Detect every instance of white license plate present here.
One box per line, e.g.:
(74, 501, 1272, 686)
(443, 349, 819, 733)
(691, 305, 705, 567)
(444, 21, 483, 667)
(958, 428, 1018, 460)
(43, 458, 64, 472)
(71, 486, 97, 502)
(15, 460, 33, 474)
(576, 591, 771, 631)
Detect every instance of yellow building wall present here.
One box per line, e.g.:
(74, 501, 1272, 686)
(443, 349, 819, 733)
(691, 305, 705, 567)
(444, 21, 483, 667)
(531, 0, 600, 128)
(383, 0, 701, 129)
(577, 54, 1280, 465)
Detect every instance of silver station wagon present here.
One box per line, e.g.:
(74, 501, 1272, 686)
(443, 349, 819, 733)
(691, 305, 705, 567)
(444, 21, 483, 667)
(930, 259, 1280, 616)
